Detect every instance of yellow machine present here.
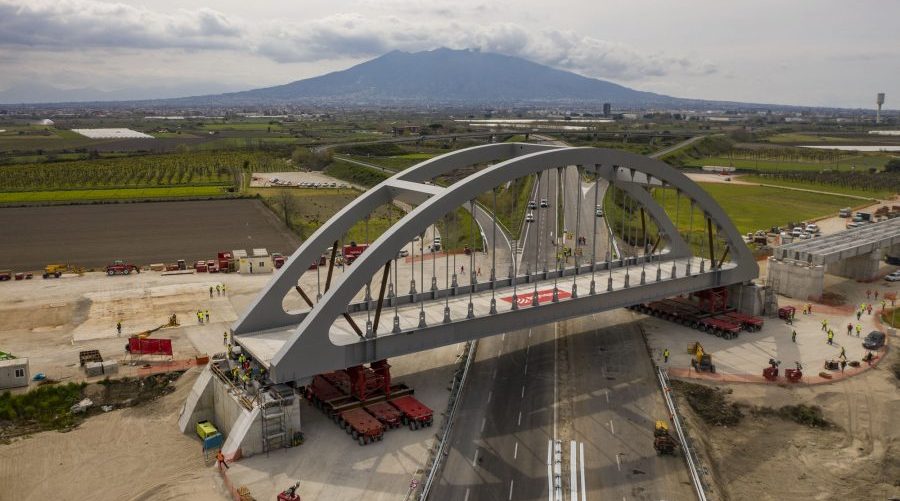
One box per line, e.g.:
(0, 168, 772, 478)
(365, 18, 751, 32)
(688, 341, 716, 373)
(42, 263, 84, 278)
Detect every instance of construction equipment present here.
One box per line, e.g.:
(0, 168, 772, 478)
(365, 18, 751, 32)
(43, 263, 83, 278)
(784, 361, 803, 382)
(778, 306, 796, 320)
(277, 482, 301, 501)
(763, 358, 781, 381)
(78, 349, 103, 366)
(689, 342, 716, 373)
(105, 259, 139, 276)
(653, 421, 678, 455)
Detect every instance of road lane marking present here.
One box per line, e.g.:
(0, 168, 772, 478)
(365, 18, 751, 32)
(492, 369, 497, 380)
(472, 448, 479, 467)
(509, 480, 515, 500)
(579, 442, 586, 501)
(521, 385, 526, 398)
(605, 389, 609, 403)
(481, 417, 486, 433)
(518, 411, 522, 426)
(524, 362, 528, 376)
(502, 333, 506, 341)
(615, 453, 621, 471)
(547, 440, 553, 501)
(570, 441, 578, 501)
(609, 420, 615, 435)
(487, 391, 493, 404)
(464, 488, 470, 501)
(514, 441, 519, 460)
(498, 346, 503, 357)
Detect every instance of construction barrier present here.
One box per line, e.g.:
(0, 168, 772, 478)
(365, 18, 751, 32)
(127, 337, 173, 356)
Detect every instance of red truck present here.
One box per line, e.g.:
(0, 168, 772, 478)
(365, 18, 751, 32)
(342, 243, 369, 265)
(194, 260, 208, 273)
(364, 401, 403, 429)
(272, 253, 286, 269)
(390, 395, 433, 430)
(106, 259, 140, 275)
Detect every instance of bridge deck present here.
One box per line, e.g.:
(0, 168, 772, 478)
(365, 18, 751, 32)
(237, 256, 730, 368)
(773, 217, 900, 265)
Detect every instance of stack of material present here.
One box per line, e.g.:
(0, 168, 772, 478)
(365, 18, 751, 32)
(85, 361, 105, 377)
(149, 263, 166, 271)
(101, 360, 118, 375)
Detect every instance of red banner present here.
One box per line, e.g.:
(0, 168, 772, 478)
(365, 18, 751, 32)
(500, 288, 571, 307)
(128, 337, 173, 356)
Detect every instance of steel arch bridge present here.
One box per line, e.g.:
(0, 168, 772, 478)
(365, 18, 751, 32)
(233, 143, 758, 384)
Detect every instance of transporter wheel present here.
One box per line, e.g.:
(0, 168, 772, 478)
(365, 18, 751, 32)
(352, 430, 359, 439)
(107, 270, 114, 276)
(124, 269, 131, 275)
(358, 436, 366, 446)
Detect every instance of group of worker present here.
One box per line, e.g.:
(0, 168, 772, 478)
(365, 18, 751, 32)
(209, 284, 226, 298)
(197, 309, 210, 324)
(229, 352, 266, 389)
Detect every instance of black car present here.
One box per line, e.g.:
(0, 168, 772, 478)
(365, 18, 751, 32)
(862, 331, 886, 350)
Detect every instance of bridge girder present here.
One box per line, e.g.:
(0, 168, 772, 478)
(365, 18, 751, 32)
(232, 144, 758, 383)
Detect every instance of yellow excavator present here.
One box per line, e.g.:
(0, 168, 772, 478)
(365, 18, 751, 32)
(688, 341, 716, 373)
(42, 263, 84, 279)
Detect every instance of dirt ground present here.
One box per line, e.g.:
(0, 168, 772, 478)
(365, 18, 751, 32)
(0, 367, 224, 501)
(676, 344, 900, 501)
(0, 199, 300, 271)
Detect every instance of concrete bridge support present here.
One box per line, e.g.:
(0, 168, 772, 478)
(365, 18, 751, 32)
(767, 257, 825, 301)
(826, 248, 883, 281)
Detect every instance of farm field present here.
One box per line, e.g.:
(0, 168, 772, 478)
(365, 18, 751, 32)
(0, 199, 300, 271)
(654, 183, 860, 237)
(350, 152, 437, 171)
(683, 154, 891, 172)
(740, 175, 890, 199)
(0, 186, 229, 203)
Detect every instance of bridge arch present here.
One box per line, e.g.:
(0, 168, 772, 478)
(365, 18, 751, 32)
(233, 145, 758, 382)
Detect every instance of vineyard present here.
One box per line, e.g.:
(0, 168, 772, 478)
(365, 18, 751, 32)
(0, 151, 288, 193)
(747, 171, 899, 198)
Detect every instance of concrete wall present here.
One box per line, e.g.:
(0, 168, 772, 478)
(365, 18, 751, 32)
(178, 365, 302, 459)
(768, 257, 825, 301)
(727, 282, 764, 315)
(826, 248, 883, 281)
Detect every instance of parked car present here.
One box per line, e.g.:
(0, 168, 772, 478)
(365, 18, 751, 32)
(884, 271, 900, 282)
(791, 228, 803, 237)
(839, 207, 851, 218)
(397, 249, 409, 258)
(805, 224, 820, 234)
(862, 331, 886, 350)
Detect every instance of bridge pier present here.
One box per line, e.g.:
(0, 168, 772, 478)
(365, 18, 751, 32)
(767, 257, 825, 301)
(825, 248, 884, 281)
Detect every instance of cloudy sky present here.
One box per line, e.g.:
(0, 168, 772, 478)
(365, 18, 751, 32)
(0, 0, 897, 107)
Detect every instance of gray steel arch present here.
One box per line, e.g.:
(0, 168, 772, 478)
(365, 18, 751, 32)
(234, 145, 758, 382)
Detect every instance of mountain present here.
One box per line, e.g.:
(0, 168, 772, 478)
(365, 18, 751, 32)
(166, 48, 693, 108)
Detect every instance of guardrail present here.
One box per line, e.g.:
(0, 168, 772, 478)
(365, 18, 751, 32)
(656, 366, 707, 501)
(417, 339, 478, 500)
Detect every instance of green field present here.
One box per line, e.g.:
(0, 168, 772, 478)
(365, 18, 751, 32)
(741, 175, 887, 199)
(766, 133, 847, 144)
(683, 155, 890, 172)
(654, 183, 860, 236)
(325, 159, 390, 187)
(0, 186, 228, 203)
(355, 153, 437, 171)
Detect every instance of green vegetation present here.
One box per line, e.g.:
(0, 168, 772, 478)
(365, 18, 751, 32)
(475, 175, 536, 240)
(765, 133, 847, 144)
(0, 150, 287, 204)
(681, 155, 890, 172)
(652, 183, 860, 236)
(0, 382, 86, 429)
(661, 135, 734, 167)
(325, 159, 390, 187)
(742, 174, 891, 199)
(881, 308, 899, 329)
(358, 153, 437, 171)
(0, 186, 229, 203)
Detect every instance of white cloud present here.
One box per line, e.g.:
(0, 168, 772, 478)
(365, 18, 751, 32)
(0, 0, 711, 82)
(0, 0, 243, 50)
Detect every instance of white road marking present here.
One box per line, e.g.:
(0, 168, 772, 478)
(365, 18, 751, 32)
(481, 417, 486, 433)
(514, 441, 519, 460)
(464, 488, 470, 501)
(518, 411, 522, 426)
(472, 449, 479, 467)
(521, 385, 526, 398)
(502, 332, 506, 341)
(487, 391, 493, 404)
(492, 369, 497, 380)
(498, 346, 503, 357)
(605, 389, 609, 403)
(580, 442, 586, 501)
(570, 441, 578, 501)
(615, 453, 621, 471)
(547, 440, 553, 501)
(609, 420, 615, 435)
(509, 480, 515, 500)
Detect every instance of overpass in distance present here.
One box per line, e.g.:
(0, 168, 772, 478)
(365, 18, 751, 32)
(181, 142, 758, 499)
